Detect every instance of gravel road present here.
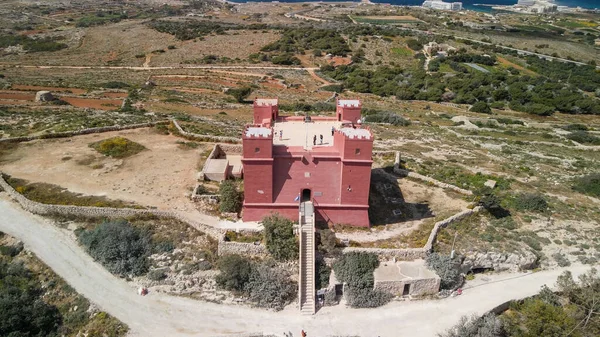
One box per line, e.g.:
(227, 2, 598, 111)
(0, 195, 592, 337)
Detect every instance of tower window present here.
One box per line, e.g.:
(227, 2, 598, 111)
(355, 148, 361, 155)
(255, 147, 260, 153)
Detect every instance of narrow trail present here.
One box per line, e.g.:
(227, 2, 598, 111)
(1, 64, 319, 71)
(0, 195, 593, 337)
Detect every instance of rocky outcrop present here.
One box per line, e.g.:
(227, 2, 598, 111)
(461, 250, 538, 272)
(35, 91, 54, 102)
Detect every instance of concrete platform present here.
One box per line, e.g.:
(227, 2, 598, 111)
(203, 159, 228, 182)
(272, 121, 342, 148)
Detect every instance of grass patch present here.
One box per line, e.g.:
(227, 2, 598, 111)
(5, 175, 141, 208)
(391, 47, 412, 56)
(89, 136, 145, 158)
(224, 230, 263, 243)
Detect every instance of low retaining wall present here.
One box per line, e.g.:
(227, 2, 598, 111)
(342, 206, 482, 260)
(343, 246, 427, 260)
(0, 172, 223, 239)
(172, 119, 240, 144)
(394, 167, 473, 196)
(217, 240, 269, 258)
(0, 121, 169, 143)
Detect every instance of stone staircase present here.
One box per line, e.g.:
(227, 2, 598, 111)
(298, 201, 316, 315)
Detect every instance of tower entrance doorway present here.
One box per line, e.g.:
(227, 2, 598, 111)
(301, 189, 311, 202)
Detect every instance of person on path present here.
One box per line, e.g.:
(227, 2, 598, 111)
(313, 135, 317, 146)
(319, 134, 323, 144)
(279, 130, 282, 140)
(331, 126, 335, 136)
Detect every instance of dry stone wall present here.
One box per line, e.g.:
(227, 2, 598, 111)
(0, 172, 223, 239)
(172, 119, 240, 144)
(393, 167, 473, 196)
(343, 207, 482, 260)
(217, 240, 269, 258)
(0, 121, 169, 144)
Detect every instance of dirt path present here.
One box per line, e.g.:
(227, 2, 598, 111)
(143, 54, 152, 68)
(307, 68, 331, 86)
(3, 64, 319, 71)
(0, 196, 593, 337)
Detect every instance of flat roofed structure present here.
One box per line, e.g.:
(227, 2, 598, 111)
(374, 260, 441, 296)
(242, 98, 373, 227)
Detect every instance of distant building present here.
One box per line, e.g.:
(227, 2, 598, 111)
(422, 1, 463, 11)
(242, 98, 373, 227)
(423, 41, 456, 57)
(516, 0, 558, 13)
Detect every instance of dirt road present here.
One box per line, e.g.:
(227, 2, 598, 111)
(0, 196, 592, 337)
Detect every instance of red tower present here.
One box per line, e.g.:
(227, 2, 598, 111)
(242, 98, 372, 227)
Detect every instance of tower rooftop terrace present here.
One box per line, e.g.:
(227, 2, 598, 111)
(272, 120, 341, 148)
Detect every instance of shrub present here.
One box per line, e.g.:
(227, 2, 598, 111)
(572, 173, 600, 197)
(345, 286, 392, 308)
(439, 314, 505, 337)
(262, 214, 298, 261)
(0, 261, 62, 337)
(566, 131, 600, 145)
(218, 181, 241, 213)
(316, 257, 331, 290)
(0, 242, 23, 257)
(333, 252, 379, 289)
(101, 81, 130, 89)
(426, 253, 462, 290)
(318, 229, 339, 256)
(563, 123, 588, 131)
(514, 193, 548, 213)
(147, 269, 167, 281)
(89, 137, 145, 158)
(78, 221, 151, 277)
(227, 86, 253, 103)
(470, 101, 492, 114)
(363, 111, 411, 126)
(215, 254, 254, 292)
(552, 253, 571, 267)
(244, 262, 296, 311)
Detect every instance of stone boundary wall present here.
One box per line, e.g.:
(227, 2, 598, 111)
(343, 207, 482, 260)
(393, 167, 473, 196)
(217, 240, 269, 258)
(172, 119, 241, 144)
(0, 172, 223, 239)
(0, 121, 169, 144)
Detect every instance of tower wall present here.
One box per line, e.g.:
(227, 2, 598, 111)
(253, 99, 279, 126)
(336, 99, 362, 123)
(242, 127, 274, 205)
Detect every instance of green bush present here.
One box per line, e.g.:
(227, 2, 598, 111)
(215, 254, 254, 292)
(262, 214, 298, 261)
(244, 262, 296, 311)
(440, 314, 505, 337)
(316, 257, 331, 290)
(219, 181, 241, 213)
(470, 101, 492, 114)
(226, 86, 253, 103)
(333, 252, 379, 289)
(0, 261, 62, 336)
(147, 269, 167, 281)
(566, 131, 600, 145)
(426, 253, 461, 290)
(363, 111, 411, 126)
(101, 81, 130, 89)
(89, 137, 146, 158)
(344, 287, 392, 308)
(563, 123, 588, 131)
(317, 229, 339, 256)
(572, 173, 600, 197)
(514, 193, 548, 213)
(78, 221, 151, 277)
(552, 253, 571, 267)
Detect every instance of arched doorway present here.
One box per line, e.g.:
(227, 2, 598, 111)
(301, 188, 311, 202)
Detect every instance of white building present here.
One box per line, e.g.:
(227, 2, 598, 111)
(517, 0, 536, 5)
(422, 1, 463, 11)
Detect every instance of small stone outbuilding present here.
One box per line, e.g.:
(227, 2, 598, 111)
(374, 259, 440, 297)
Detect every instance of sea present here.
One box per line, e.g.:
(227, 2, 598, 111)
(228, 0, 599, 12)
